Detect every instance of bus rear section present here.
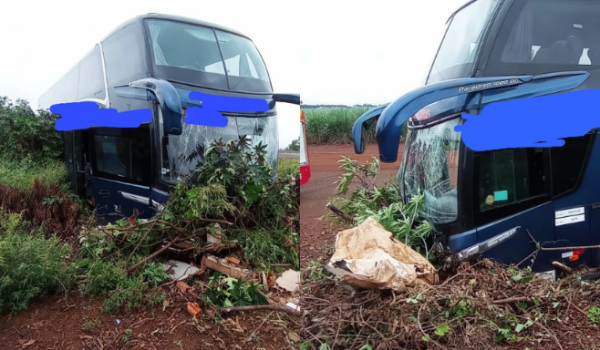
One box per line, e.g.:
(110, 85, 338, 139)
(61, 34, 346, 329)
(300, 109, 311, 185)
(353, 0, 600, 274)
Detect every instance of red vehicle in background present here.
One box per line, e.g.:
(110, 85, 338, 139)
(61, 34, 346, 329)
(300, 109, 311, 185)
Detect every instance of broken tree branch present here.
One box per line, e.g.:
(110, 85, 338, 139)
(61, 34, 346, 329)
(127, 235, 180, 274)
(553, 261, 573, 273)
(326, 203, 355, 223)
(492, 296, 530, 305)
(219, 304, 302, 317)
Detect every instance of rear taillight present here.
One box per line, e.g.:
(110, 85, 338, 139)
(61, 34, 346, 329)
(300, 110, 311, 185)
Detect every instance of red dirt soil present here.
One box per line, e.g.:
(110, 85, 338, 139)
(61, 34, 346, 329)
(0, 285, 299, 350)
(300, 144, 404, 266)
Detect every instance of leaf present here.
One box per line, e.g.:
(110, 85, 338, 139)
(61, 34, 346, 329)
(434, 323, 450, 336)
(421, 335, 430, 342)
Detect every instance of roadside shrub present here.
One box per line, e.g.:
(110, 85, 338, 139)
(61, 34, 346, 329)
(0, 213, 72, 313)
(229, 228, 299, 271)
(73, 257, 169, 314)
(0, 157, 68, 192)
(0, 179, 79, 239)
(0, 97, 63, 161)
(278, 158, 300, 179)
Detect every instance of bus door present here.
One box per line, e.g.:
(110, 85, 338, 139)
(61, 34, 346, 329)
(89, 126, 154, 225)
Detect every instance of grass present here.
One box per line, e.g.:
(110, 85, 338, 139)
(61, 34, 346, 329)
(278, 158, 300, 178)
(304, 107, 408, 145)
(0, 157, 68, 192)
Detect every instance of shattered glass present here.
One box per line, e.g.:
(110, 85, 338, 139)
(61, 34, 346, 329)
(159, 112, 279, 184)
(401, 118, 462, 223)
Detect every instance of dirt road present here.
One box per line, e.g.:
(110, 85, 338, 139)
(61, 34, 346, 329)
(300, 144, 404, 266)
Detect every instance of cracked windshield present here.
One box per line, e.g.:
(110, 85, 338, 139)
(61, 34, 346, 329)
(402, 118, 462, 223)
(160, 114, 278, 183)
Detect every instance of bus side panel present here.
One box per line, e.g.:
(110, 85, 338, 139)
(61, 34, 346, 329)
(478, 203, 557, 272)
(92, 177, 153, 225)
(554, 131, 600, 267)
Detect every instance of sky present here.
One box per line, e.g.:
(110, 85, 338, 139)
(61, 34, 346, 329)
(0, 0, 466, 148)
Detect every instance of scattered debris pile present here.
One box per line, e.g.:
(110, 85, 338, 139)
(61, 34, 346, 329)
(78, 136, 301, 317)
(302, 257, 600, 350)
(303, 155, 600, 349)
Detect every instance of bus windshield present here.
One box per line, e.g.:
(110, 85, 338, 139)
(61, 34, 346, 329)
(159, 114, 278, 184)
(146, 19, 272, 93)
(427, 0, 500, 84)
(401, 118, 462, 224)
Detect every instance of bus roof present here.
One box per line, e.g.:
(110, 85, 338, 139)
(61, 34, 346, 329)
(101, 13, 252, 42)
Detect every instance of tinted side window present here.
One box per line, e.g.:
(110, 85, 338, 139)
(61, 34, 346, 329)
(79, 45, 106, 100)
(102, 23, 146, 89)
(487, 0, 600, 75)
(474, 148, 549, 224)
(551, 133, 593, 196)
(93, 128, 152, 185)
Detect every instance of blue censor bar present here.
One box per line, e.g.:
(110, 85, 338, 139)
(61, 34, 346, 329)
(51, 102, 153, 131)
(456, 89, 600, 151)
(50, 93, 269, 131)
(185, 92, 269, 127)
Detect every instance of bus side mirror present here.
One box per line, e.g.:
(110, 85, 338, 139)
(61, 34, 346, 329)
(114, 79, 183, 136)
(352, 104, 388, 155)
(272, 93, 300, 105)
(113, 86, 155, 101)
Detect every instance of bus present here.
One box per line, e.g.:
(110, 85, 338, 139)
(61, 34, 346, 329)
(39, 13, 300, 225)
(353, 0, 600, 276)
(300, 108, 311, 185)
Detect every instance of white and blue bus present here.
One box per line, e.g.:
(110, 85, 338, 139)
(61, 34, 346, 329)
(39, 13, 299, 225)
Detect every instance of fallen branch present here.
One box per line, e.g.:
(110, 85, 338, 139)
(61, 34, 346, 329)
(218, 304, 302, 317)
(552, 261, 573, 273)
(492, 296, 530, 305)
(127, 235, 180, 274)
(326, 203, 355, 223)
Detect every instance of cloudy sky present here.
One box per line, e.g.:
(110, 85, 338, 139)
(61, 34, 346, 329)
(0, 0, 466, 147)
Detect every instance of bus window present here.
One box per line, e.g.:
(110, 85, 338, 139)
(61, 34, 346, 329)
(78, 44, 105, 101)
(102, 23, 146, 90)
(475, 148, 549, 219)
(488, 0, 600, 75)
(427, 0, 500, 84)
(93, 129, 152, 185)
(551, 133, 593, 197)
(215, 30, 271, 91)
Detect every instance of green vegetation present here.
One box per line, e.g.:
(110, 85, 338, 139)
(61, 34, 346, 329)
(201, 272, 268, 307)
(326, 156, 434, 258)
(0, 96, 299, 316)
(0, 213, 72, 313)
(0, 158, 68, 192)
(278, 158, 300, 178)
(0, 97, 63, 161)
(304, 107, 408, 145)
